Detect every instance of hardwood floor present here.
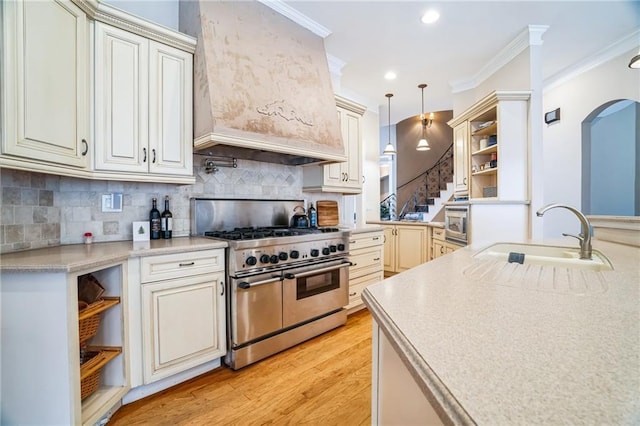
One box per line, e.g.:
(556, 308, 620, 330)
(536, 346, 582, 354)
(109, 309, 372, 425)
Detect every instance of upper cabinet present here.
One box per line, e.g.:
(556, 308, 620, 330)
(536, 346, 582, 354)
(1, 1, 196, 183)
(1, 0, 90, 169)
(94, 23, 193, 181)
(452, 122, 469, 195)
(448, 91, 530, 201)
(303, 96, 366, 194)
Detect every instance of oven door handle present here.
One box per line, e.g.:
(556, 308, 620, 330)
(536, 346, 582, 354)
(237, 275, 282, 289)
(285, 261, 352, 279)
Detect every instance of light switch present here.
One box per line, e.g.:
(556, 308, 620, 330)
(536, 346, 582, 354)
(101, 193, 123, 212)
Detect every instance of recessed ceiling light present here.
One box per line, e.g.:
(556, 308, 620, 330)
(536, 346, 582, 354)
(421, 9, 440, 24)
(384, 71, 397, 80)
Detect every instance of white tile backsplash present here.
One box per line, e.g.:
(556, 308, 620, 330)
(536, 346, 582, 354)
(1, 158, 342, 253)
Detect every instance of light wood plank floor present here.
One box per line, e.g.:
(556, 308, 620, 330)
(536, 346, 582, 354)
(109, 309, 372, 425)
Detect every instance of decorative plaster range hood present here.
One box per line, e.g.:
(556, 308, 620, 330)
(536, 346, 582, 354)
(179, 1, 345, 165)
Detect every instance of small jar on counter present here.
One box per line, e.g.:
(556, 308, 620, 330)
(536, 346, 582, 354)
(84, 232, 93, 244)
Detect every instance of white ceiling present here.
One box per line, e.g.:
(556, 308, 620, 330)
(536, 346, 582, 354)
(281, 1, 640, 123)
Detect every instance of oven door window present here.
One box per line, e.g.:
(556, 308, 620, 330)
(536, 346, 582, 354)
(296, 269, 340, 300)
(447, 215, 465, 234)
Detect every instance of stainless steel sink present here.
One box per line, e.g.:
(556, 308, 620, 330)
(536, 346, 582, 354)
(473, 242, 614, 271)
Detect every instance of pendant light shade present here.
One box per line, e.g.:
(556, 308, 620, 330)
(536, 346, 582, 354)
(629, 54, 640, 69)
(382, 93, 396, 156)
(416, 83, 431, 151)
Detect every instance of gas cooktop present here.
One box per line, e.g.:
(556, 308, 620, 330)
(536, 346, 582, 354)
(204, 226, 341, 241)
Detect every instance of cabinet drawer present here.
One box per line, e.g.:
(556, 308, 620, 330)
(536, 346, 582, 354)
(349, 247, 383, 279)
(347, 271, 384, 308)
(349, 231, 383, 251)
(140, 249, 224, 283)
(432, 228, 445, 241)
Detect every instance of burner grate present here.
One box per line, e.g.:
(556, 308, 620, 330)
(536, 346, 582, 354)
(203, 226, 340, 241)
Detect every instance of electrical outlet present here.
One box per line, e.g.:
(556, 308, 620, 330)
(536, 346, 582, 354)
(101, 193, 123, 212)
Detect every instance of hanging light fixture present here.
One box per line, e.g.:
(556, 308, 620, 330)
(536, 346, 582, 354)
(629, 54, 640, 69)
(382, 93, 396, 156)
(416, 83, 431, 151)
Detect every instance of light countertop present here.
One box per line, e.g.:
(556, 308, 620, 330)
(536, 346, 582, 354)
(367, 220, 444, 228)
(363, 239, 640, 424)
(0, 237, 227, 273)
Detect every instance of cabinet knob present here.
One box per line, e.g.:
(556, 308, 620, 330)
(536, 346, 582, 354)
(463, 177, 467, 184)
(220, 281, 225, 296)
(349, 292, 357, 297)
(373, 257, 380, 261)
(152, 149, 156, 163)
(81, 139, 88, 156)
(143, 147, 147, 162)
(440, 246, 444, 254)
(179, 262, 195, 267)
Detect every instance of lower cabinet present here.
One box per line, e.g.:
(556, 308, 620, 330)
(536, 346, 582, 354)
(137, 249, 226, 384)
(382, 224, 429, 274)
(431, 227, 462, 260)
(347, 229, 384, 310)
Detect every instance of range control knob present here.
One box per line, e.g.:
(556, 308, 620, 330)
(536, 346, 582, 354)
(310, 249, 320, 257)
(322, 247, 331, 256)
(269, 255, 279, 264)
(260, 254, 270, 264)
(290, 250, 300, 259)
(329, 245, 337, 252)
(246, 256, 257, 266)
(337, 243, 346, 251)
(279, 252, 288, 261)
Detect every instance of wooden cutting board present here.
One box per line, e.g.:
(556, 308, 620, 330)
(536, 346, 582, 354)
(316, 200, 339, 226)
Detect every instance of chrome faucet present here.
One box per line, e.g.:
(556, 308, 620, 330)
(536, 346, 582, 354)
(536, 204, 592, 260)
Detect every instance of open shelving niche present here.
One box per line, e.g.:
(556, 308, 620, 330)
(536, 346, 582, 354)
(469, 107, 498, 199)
(77, 264, 130, 425)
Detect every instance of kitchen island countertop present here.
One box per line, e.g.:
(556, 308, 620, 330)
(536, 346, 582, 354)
(363, 238, 640, 424)
(0, 237, 227, 273)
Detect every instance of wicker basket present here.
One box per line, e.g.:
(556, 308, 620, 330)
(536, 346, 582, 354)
(80, 347, 121, 400)
(78, 297, 120, 344)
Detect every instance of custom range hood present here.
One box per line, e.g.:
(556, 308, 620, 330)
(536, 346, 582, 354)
(179, 1, 345, 165)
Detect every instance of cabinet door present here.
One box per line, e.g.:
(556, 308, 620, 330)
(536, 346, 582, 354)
(2, 0, 89, 167)
(382, 226, 396, 272)
(395, 226, 427, 272)
(453, 122, 469, 194)
(148, 41, 193, 176)
(432, 240, 446, 259)
(342, 109, 362, 189)
(94, 23, 149, 173)
(142, 273, 226, 383)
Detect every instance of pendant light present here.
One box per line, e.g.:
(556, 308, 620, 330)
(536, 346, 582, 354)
(382, 93, 396, 156)
(629, 54, 640, 69)
(416, 83, 431, 151)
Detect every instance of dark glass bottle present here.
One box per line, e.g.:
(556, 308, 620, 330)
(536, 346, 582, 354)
(150, 198, 161, 240)
(308, 202, 317, 228)
(161, 196, 173, 239)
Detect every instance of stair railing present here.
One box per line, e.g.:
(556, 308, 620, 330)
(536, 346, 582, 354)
(379, 193, 397, 221)
(397, 143, 454, 219)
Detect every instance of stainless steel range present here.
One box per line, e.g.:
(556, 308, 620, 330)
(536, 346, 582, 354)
(191, 198, 350, 370)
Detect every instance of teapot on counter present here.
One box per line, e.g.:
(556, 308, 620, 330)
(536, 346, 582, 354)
(290, 205, 310, 228)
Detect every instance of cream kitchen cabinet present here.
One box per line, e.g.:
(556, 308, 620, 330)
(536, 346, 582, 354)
(303, 96, 366, 194)
(1, 0, 90, 170)
(347, 229, 384, 311)
(452, 122, 469, 195)
(382, 224, 429, 274)
(430, 227, 462, 260)
(94, 22, 194, 183)
(1, 260, 129, 426)
(139, 249, 226, 384)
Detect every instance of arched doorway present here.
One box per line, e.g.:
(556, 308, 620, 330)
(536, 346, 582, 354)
(582, 99, 639, 216)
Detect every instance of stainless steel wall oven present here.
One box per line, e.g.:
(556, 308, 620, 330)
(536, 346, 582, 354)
(445, 205, 469, 245)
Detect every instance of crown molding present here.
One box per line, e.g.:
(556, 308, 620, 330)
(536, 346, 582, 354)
(544, 29, 640, 92)
(327, 54, 346, 78)
(258, 0, 332, 38)
(450, 25, 548, 94)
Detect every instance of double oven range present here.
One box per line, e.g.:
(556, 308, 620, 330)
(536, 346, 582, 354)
(192, 198, 350, 370)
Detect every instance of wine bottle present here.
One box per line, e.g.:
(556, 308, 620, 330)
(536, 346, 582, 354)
(161, 195, 173, 239)
(150, 198, 161, 240)
(308, 202, 317, 228)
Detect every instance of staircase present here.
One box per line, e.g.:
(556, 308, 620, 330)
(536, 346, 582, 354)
(396, 144, 454, 222)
